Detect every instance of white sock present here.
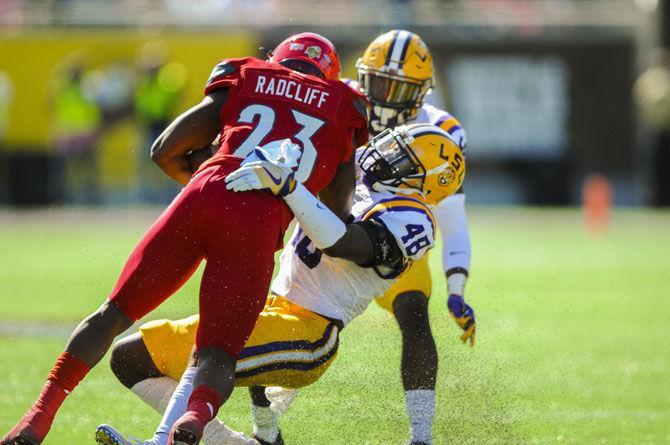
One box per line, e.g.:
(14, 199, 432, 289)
(405, 389, 435, 445)
(131, 376, 178, 414)
(250, 403, 279, 443)
(203, 419, 255, 445)
(150, 367, 197, 445)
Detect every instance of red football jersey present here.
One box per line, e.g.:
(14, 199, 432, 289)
(200, 57, 369, 194)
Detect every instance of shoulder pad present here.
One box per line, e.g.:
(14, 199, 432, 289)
(362, 197, 436, 261)
(204, 58, 252, 94)
(434, 112, 468, 151)
(207, 61, 238, 83)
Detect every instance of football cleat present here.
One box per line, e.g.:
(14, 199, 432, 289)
(170, 428, 199, 445)
(356, 30, 433, 134)
(252, 431, 284, 445)
(95, 424, 151, 445)
(358, 123, 466, 206)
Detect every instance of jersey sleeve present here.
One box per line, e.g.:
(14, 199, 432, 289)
(361, 197, 436, 262)
(204, 58, 247, 95)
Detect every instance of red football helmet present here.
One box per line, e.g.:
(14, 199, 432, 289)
(269, 32, 341, 81)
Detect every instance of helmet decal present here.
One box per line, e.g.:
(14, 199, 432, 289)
(304, 46, 322, 59)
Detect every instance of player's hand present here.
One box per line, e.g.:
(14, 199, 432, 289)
(447, 294, 476, 346)
(225, 139, 301, 196)
(225, 159, 297, 196)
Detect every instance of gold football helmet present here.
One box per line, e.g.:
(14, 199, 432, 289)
(358, 123, 465, 206)
(356, 30, 434, 134)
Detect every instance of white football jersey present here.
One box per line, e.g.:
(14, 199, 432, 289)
(271, 181, 436, 325)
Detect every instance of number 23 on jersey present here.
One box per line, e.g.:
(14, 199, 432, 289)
(234, 104, 324, 182)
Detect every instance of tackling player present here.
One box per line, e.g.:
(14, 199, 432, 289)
(346, 30, 474, 445)
(2, 33, 368, 445)
(93, 123, 473, 445)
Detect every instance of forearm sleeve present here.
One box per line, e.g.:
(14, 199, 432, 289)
(284, 183, 347, 249)
(432, 193, 471, 275)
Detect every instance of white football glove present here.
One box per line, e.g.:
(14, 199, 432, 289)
(225, 139, 301, 196)
(264, 386, 299, 415)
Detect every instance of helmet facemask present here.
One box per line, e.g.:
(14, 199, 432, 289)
(359, 128, 427, 196)
(357, 64, 432, 135)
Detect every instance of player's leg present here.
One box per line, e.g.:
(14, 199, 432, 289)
(238, 296, 340, 445)
(2, 186, 208, 445)
(110, 333, 165, 390)
(376, 257, 436, 445)
(99, 317, 251, 445)
(393, 291, 437, 445)
(248, 387, 284, 445)
(170, 184, 289, 445)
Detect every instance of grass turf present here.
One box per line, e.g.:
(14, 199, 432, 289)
(0, 207, 669, 444)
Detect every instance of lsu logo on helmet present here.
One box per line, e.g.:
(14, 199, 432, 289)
(356, 30, 433, 134)
(358, 123, 465, 206)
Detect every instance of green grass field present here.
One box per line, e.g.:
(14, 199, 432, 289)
(1, 207, 669, 444)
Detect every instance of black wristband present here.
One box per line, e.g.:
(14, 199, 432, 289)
(446, 267, 469, 278)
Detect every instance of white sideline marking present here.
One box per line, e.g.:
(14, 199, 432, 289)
(0, 320, 142, 339)
(0, 321, 76, 338)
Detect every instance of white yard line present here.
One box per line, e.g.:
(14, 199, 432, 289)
(0, 320, 142, 339)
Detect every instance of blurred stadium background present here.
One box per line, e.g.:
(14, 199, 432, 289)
(1, 0, 670, 207)
(1, 1, 670, 444)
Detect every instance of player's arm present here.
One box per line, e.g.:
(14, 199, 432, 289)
(285, 183, 403, 267)
(317, 150, 355, 221)
(225, 162, 402, 267)
(432, 193, 471, 296)
(150, 89, 227, 185)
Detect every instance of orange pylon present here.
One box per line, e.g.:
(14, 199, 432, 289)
(582, 174, 613, 234)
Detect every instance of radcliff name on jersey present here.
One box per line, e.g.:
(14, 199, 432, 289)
(253, 74, 331, 109)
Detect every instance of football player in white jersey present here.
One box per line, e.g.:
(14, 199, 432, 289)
(343, 30, 474, 445)
(94, 124, 472, 445)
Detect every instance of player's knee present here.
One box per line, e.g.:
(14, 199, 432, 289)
(196, 347, 236, 399)
(110, 333, 160, 388)
(91, 300, 135, 337)
(393, 291, 431, 336)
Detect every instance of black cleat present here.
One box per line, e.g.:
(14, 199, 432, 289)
(172, 427, 200, 445)
(253, 431, 284, 445)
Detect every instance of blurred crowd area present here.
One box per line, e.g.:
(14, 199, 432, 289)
(1, 0, 670, 206)
(0, 39, 207, 205)
(0, 0, 646, 28)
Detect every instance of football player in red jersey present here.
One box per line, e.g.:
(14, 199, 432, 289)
(2, 32, 368, 445)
